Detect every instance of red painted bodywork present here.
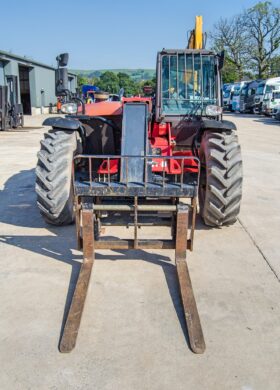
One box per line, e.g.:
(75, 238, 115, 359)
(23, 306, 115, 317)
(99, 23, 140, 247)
(98, 158, 119, 174)
(84, 101, 122, 116)
(92, 98, 198, 175)
(123, 97, 153, 112)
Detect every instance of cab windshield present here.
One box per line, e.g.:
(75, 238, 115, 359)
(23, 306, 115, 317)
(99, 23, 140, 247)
(266, 85, 280, 93)
(233, 85, 241, 96)
(241, 86, 248, 96)
(256, 85, 265, 95)
(161, 53, 218, 116)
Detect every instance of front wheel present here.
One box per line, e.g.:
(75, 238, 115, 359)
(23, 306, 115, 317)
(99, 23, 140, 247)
(35, 129, 81, 225)
(199, 130, 243, 227)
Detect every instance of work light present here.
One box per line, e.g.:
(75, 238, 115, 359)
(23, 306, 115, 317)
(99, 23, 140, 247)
(206, 105, 223, 116)
(61, 103, 78, 114)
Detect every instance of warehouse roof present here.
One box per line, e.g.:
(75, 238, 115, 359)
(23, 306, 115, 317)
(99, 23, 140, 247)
(0, 50, 77, 76)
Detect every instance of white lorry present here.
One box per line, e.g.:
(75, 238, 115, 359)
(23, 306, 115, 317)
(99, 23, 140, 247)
(263, 89, 280, 116)
(254, 77, 280, 114)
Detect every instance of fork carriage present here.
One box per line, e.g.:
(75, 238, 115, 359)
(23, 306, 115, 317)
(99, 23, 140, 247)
(59, 154, 205, 354)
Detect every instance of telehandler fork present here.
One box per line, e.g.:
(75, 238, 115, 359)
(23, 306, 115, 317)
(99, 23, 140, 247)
(59, 163, 205, 354)
(36, 16, 242, 354)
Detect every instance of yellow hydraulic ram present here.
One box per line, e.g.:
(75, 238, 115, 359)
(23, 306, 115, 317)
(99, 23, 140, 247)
(187, 15, 204, 49)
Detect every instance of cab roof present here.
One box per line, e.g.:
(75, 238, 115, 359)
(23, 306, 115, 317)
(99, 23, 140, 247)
(159, 49, 216, 56)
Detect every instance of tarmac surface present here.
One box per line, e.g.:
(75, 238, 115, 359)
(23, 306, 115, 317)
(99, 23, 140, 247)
(0, 113, 279, 390)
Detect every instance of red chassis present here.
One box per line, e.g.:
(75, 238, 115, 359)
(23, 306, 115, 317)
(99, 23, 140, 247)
(85, 97, 199, 176)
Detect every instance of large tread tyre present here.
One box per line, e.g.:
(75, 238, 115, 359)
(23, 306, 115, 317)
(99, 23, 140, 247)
(199, 130, 242, 227)
(35, 129, 81, 226)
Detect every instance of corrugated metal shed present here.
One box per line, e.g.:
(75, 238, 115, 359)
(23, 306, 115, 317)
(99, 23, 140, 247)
(0, 50, 77, 115)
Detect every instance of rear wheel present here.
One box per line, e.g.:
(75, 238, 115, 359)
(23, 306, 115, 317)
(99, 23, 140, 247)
(35, 129, 81, 225)
(199, 130, 242, 227)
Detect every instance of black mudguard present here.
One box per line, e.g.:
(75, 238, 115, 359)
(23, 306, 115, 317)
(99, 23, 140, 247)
(201, 118, 237, 131)
(43, 116, 81, 130)
(42, 116, 86, 147)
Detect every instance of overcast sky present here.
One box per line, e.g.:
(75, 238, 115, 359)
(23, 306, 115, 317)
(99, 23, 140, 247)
(1, 0, 266, 69)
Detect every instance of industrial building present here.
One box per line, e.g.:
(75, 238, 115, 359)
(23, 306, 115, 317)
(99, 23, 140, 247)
(0, 50, 77, 115)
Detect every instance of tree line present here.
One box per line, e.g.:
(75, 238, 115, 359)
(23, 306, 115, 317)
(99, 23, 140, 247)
(77, 1, 280, 91)
(78, 71, 156, 97)
(211, 1, 280, 82)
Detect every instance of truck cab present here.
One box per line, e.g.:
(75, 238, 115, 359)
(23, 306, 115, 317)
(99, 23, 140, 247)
(255, 77, 280, 114)
(263, 89, 280, 116)
(231, 82, 247, 112)
(240, 80, 261, 113)
(223, 83, 234, 111)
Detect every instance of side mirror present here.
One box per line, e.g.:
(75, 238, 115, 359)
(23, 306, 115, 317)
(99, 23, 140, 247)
(218, 50, 225, 70)
(56, 53, 69, 67)
(55, 68, 68, 96)
(118, 88, 124, 99)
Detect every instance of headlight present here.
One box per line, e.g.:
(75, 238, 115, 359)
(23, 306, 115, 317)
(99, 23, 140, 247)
(61, 103, 78, 114)
(206, 105, 223, 116)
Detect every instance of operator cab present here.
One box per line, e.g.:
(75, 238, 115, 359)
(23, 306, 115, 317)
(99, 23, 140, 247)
(155, 50, 221, 121)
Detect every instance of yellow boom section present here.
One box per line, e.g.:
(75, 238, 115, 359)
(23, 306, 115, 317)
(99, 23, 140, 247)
(188, 16, 204, 49)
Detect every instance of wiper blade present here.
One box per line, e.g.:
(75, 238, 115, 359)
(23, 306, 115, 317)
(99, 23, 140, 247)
(193, 100, 204, 116)
(185, 100, 203, 120)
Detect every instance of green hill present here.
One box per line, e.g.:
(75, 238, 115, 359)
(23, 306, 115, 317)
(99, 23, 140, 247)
(71, 69, 155, 82)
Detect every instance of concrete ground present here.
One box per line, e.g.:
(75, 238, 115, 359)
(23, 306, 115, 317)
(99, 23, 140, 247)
(0, 114, 279, 390)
